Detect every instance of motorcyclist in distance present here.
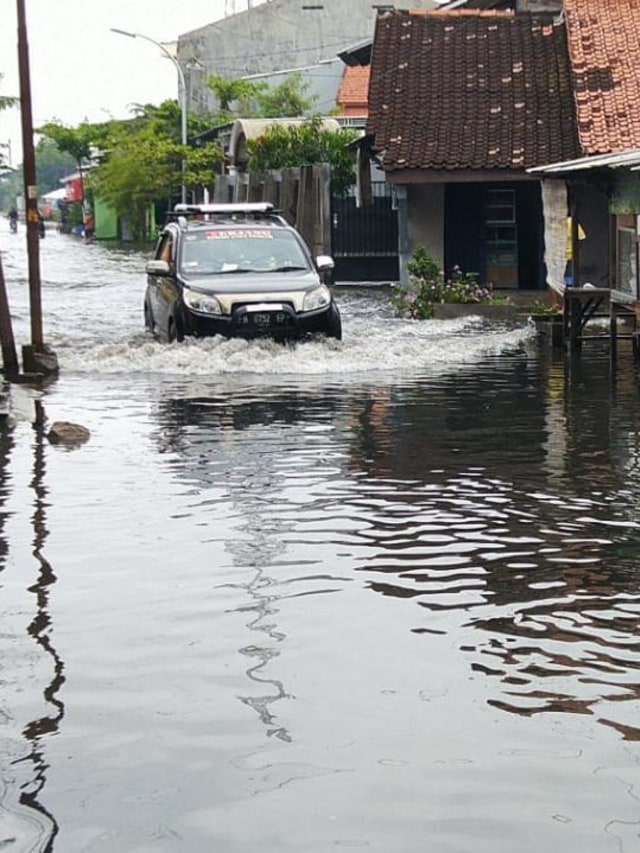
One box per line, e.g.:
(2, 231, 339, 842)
(7, 206, 18, 233)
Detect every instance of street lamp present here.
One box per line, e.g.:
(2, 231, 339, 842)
(110, 27, 188, 204)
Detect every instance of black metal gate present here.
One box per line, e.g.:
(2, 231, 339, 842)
(331, 182, 398, 281)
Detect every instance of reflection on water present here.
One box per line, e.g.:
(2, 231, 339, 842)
(222, 472, 293, 744)
(152, 348, 640, 753)
(154, 391, 349, 745)
(337, 351, 640, 741)
(0, 403, 64, 850)
(18, 404, 64, 849)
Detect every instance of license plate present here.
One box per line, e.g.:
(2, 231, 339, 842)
(253, 312, 271, 326)
(246, 303, 283, 312)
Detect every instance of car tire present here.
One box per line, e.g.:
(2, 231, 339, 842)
(323, 303, 342, 341)
(144, 300, 154, 333)
(167, 312, 184, 344)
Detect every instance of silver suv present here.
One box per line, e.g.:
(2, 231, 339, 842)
(144, 203, 342, 342)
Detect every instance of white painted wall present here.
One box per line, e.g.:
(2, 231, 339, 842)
(397, 184, 445, 282)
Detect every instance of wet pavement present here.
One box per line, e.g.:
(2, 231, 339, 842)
(0, 225, 640, 852)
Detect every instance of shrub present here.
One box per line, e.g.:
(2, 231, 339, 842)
(393, 248, 506, 319)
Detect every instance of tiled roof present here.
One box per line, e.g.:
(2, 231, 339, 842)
(366, 9, 580, 173)
(336, 65, 371, 116)
(565, 0, 640, 155)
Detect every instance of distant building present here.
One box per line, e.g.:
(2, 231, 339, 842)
(177, 0, 436, 118)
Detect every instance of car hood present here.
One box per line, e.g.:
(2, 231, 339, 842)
(181, 269, 321, 294)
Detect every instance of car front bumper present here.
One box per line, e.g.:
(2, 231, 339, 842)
(182, 302, 334, 339)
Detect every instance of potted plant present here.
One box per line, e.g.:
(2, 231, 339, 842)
(392, 248, 513, 320)
(528, 299, 564, 345)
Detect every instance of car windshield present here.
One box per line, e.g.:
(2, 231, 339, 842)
(179, 227, 310, 275)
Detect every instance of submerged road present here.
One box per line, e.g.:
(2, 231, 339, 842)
(0, 226, 639, 852)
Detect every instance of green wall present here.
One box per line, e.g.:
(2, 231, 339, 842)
(95, 197, 118, 239)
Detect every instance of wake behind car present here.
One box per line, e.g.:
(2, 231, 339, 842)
(144, 202, 342, 342)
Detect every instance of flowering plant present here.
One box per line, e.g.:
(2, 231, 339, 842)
(529, 299, 562, 317)
(392, 248, 506, 319)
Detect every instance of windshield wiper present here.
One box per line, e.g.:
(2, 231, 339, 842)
(264, 265, 308, 273)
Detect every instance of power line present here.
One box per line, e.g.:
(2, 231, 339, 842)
(191, 37, 357, 72)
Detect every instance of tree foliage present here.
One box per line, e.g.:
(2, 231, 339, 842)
(207, 76, 266, 116)
(38, 101, 222, 235)
(35, 137, 77, 194)
(90, 126, 220, 237)
(0, 73, 18, 114)
(37, 121, 95, 169)
(247, 117, 358, 195)
(254, 74, 316, 118)
(206, 72, 317, 120)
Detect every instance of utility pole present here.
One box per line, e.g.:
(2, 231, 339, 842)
(16, 0, 58, 375)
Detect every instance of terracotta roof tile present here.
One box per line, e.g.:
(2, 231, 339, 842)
(565, 0, 640, 154)
(336, 65, 370, 116)
(366, 9, 579, 172)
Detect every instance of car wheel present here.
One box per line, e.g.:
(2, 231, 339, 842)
(144, 300, 154, 333)
(167, 312, 185, 344)
(322, 303, 342, 341)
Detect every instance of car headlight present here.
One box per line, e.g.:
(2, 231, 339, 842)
(303, 285, 331, 312)
(183, 288, 222, 315)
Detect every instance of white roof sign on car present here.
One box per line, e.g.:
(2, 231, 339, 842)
(173, 203, 275, 215)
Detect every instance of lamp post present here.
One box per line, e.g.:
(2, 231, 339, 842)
(110, 28, 188, 204)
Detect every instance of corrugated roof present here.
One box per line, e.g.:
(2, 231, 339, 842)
(529, 147, 640, 174)
(366, 8, 580, 173)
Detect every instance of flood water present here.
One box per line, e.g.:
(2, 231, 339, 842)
(1, 225, 640, 852)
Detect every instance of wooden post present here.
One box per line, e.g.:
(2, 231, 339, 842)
(0, 254, 19, 377)
(610, 301, 618, 361)
(16, 0, 58, 375)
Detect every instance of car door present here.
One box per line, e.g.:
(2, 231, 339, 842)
(150, 230, 177, 338)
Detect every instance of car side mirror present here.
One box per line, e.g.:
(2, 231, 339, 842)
(316, 255, 335, 273)
(146, 259, 170, 276)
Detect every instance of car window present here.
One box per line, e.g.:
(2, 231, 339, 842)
(179, 228, 309, 274)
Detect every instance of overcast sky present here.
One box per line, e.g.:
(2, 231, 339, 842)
(1, 0, 265, 166)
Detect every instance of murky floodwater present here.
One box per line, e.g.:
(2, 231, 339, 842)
(1, 226, 640, 852)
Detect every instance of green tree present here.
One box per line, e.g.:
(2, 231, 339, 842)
(254, 73, 316, 118)
(248, 116, 358, 195)
(126, 100, 215, 142)
(38, 102, 222, 236)
(37, 121, 94, 170)
(35, 137, 76, 194)
(88, 121, 221, 238)
(206, 72, 317, 120)
(37, 120, 99, 207)
(206, 75, 266, 118)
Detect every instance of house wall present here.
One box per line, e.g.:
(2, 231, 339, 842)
(95, 198, 118, 240)
(444, 180, 545, 290)
(178, 0, 436, 117)
(571, 182, 610, 288)
(400, 184, 445, 282)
